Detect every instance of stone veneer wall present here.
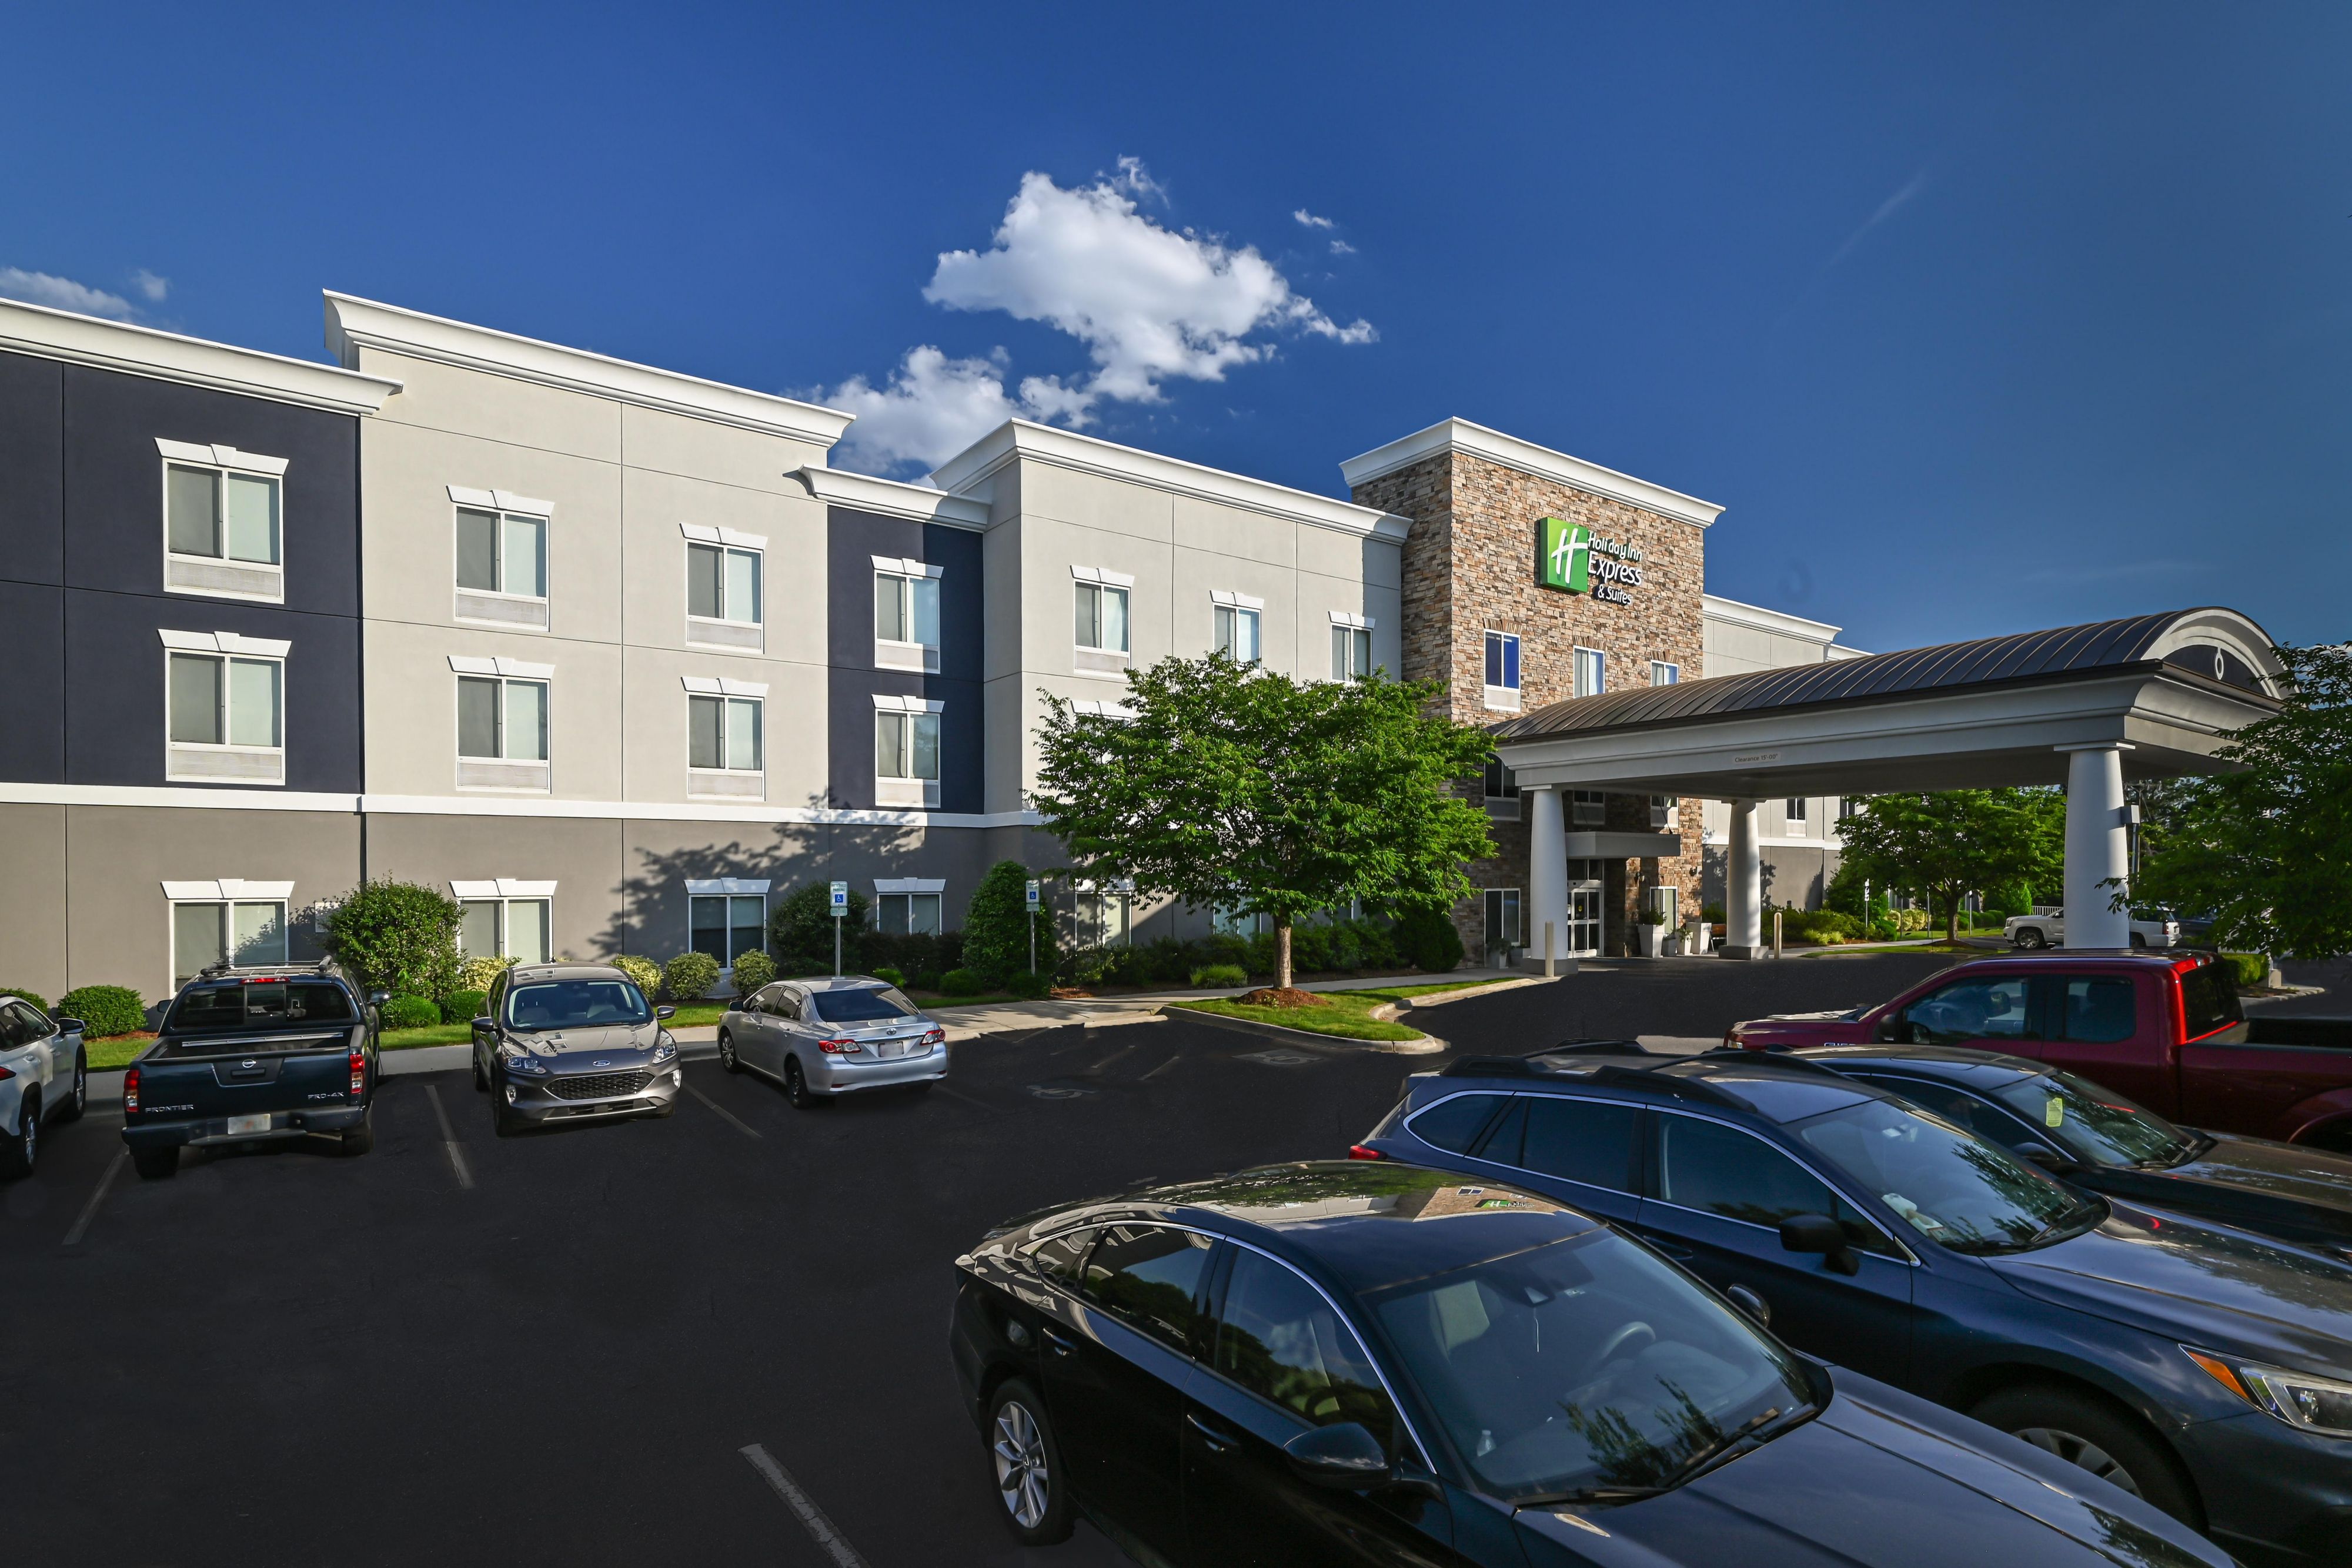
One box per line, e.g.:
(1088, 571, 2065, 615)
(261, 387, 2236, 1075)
(1351, 449, 1705, 958)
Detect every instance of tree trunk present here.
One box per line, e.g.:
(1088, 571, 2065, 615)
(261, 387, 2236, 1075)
(1943, 889, 1962, 944)
(1275, 921, 1294, 991)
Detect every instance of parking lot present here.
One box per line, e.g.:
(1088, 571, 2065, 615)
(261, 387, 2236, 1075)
(1, 948, 2314, 1567)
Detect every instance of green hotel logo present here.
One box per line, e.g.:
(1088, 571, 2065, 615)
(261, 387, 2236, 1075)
(1539, 516, 1591, 592)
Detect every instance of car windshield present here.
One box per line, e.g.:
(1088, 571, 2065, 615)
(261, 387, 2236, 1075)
(1793, 1097, 2099, 1253)
(503, 979, 652, 1031)
(166, 979, 354, 1032)
(1369, 1229, 1814, 1503)
(808, 986, 917, 1024)
(1990, 1071, 2199, 1168)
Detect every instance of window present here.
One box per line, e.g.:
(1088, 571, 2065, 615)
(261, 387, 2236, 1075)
(689, 694, 762, 772)
(1331, 614, 1374, 681)
(875, 711, 940, 780)
(1211, 905, 1267, 939)
(874, 560, 943, 673)
(1406, 1093, 1510, 1155)
(1483, 888, 1522, 954)
(1573, 646, 1605, 698)
(1212, 1247, 1396, 1451)
(458, 898, 550, 965)
(2058, 978, 2137, 1044)
(1083, 882, 1135, 947)
(1785, 797, 1808, 830)
(458, 676, 548, 761)
(1894, 977, 2036, 1045)
(687, 540, 762, 625)
(1655, 1114, 1892, 1253)
(1480, 631, 1522, 714)
(877, 891, 944, 936)
(1080, 1223, 1215, 1352)
(1651, 660, 1679, 686)
(1651, 795, 1678, 830)
(1571, 790, 1606, 827)
(455, 505, 549, 626)
(1838, 797, 1860, 821)
(1027, 1226, 1097, 1288)
(161, 440, 285, 601)
(1214, 600, 1262, 663)
(168, 651, 280, 749)
(1075, 580, 1130, 653)
(690, 893, 767, 968)
(1483, 754, 1519, 819)
(172, 899, 288, 982)
(1513, 1096, 1642, 1193)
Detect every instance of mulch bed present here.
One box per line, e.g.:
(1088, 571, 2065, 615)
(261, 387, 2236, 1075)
(1234, 987, 1326, 1009)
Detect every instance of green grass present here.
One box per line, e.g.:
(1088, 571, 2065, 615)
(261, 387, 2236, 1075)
(1170, 978, 1519, 1042)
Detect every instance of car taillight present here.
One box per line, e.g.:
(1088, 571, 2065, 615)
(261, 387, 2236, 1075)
(1348, 1144, 1385, 1161)
(818, 1038, 861, 1055)
(0, 1064, 14, 1082)
(349, 1048, 366, 1096)
(124, 1066, 140, 1114)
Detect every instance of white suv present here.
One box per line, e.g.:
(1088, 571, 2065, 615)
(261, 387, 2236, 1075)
(1, 995, 88, 1177)
(2004, 907, 2181, 950)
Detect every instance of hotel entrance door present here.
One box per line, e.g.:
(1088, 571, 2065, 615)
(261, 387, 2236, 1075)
(1567, 860, 1605, 955)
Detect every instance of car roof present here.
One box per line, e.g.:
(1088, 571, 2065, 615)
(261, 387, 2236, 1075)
(1792, 1042, 2049, 1089)
(1016, 1161, 1613, 1298)
(794, 975, 893, 992)
(1959, 950, 2211, 967)
(1424, 1045, 1888, 1125)
(506, 962, 634, 984)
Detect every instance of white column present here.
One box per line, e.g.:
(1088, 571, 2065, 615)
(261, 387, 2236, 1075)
(2060, 743, 2133, 949)
(1526, 785, 1566, 972)
(1725, 798, 1763, 958)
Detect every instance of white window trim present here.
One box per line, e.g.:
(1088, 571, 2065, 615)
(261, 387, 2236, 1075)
(1484, 887, 1524, 949)
(451, 659, 553, 781)
(874, 699, 944, 802)
(1328, 610, 1375, 629)
(451, 883, 556, 964)
(682, 680, 766, 778)
(449, 655, 554, 677)
(870, 693, 947, 714)
(1210, 589, 1267, 610)
(159, 440, 290, 603)
(451, 494, 553, 626)
(684, 878, 771, 897)
(1482, 629, 1521, 713)
(683, 528, 766, 641)
(873, 878, 947, 894)
(1070, 564, 1137, 587)
(165, 883, 293, 986)
(870, 554, 944, 580)
(160, 631, 288, 783)
(1650, 660, 1680, 686)
(1212, 596, 1264, 663)
(873, 560, 945, 671)
(450, 484, 553, 514)
(1571, 789, 1607, 827)
(1574, 645, 1606, 699)
(1073, 577, 1132, 660)
(686, 887, 769, 974)
(1071, 700, 1135, 721)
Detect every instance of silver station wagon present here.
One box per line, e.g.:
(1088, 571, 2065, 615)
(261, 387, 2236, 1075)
(717, 976, 948, 1108)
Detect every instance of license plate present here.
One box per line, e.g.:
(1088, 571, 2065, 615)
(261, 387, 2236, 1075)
(226, 1113, 272, 1136)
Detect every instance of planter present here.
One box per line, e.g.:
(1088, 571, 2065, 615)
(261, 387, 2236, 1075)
(1636, 922, 1669, 958)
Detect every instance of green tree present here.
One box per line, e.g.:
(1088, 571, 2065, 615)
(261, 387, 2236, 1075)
(2134, 641, 2352, 957)
(767, 881, 870, 976)
(1832, 789, 2063, 942)
(961, 860, 1052, 982)
(320, 880, 462, 998)
(1030, 651, 1495, 989)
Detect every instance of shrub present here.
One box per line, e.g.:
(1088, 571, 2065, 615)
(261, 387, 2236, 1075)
(321, 880, 462, 999)
(0, 986, 50, 1015)
(57, 985, 146, 1038)
(2220, 952, 2270, 991)
(1003, 969, 1052, 1000)
(610, 955, 663, 999)
(663, 951, 723, 1003)
(456, 954, 516, 993)
(727, 950, 777, 993)
(1289, 924, 1333, 974)
(1392, 907, 1464, 974)
(382, 995, 440, 1029)
(962, 861, 1047, 984)
(769, 881, 869, 977)
(442, 989, 488, 1025)
(867, 929, 964, 982)
(1190, 964, 1248, 988)
(871, 965, 907, 988)
(939, 968, 986, 996)
(911, 971, 943, 992)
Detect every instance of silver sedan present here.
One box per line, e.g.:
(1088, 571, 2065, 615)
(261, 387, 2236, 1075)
(716, 977, 947, 1108)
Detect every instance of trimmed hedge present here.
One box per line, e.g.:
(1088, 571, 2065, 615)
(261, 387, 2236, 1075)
(58, 985, 146, 1038)
(2220, 952, 2270, 990)
(939, 968, 986, 997)
(1003, 969, 1052, 1000)
(871, 966, 907, 987)
(0, 985, 50, 1015)
(728, 950, 777, 993)
(382, 995, 440, 1029)
(1392, 907, 1464, 975)
(320, 879, 462, 999)
(1190, 964, 1248, 988)
(610, 955, 663, 999)
(442, 989, 488, 1025)
(455, 954, 516, 993)
(663, 951, 723, 1003)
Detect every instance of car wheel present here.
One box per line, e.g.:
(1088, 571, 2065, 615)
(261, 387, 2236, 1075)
(987, 1379, 1073, 1546)
(132, 1147, 179, 1181)
(784, 1057, 818, 1110)
(340, 1111, 375, 1156)
(57, 1049, 87, 1123)
(1973, 1386, 2198, 1526)
(0, 1095, 36, 1178)
(718, 1031, 741, 1074)
(2129, 932, 2147, 948)
(2014, 928, 2046, 950)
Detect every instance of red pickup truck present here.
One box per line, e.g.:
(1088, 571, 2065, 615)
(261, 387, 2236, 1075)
(1728, 950, 2352, 1151)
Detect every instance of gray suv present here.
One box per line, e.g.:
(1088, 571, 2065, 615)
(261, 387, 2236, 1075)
(471, 962, 683, 1135)
(717, 976, 947, 1108)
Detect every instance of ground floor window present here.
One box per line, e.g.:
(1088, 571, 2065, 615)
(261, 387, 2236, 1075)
(1571, 790, 1606, 827)
(690, 893, 766, 967)
(877, 891, 943, 935)
(460, 898, 551, 965)
(1651, 795, 1679, 830)
(1483, 888, 1522, 955)
(173, 900, 287, 982)
(1211, 905, 1268, 939)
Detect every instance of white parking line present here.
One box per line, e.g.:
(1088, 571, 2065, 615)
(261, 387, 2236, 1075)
(62, 1149, 126, 1247)
(740, 1443, 870, 1568)
(1141, 1053, 1182, 1081)
(422, 1084, 474, 1189)
(685, 1082, 761, 1139)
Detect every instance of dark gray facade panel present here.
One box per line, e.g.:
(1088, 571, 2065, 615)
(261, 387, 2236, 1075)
(61, 362, 361, 615)
(0, 351, 64, 585)
(0, 581, 65, 781)
(65, 589, 362, 791)
(822, 506, 985, 813)
(824, 668, 983, 813)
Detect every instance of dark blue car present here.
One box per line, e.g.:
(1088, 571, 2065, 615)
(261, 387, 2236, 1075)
(1357, 1047, 2352, 1567)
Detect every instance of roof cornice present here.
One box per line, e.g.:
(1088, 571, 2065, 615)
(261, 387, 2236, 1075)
(1702, 593, 1845, 643)
(794, 466, 993, 530)
(930, 419, 1411, 542)
(1339, 417, 1724, 529)
(0, 296, 400, 416)
(323, 292, 856, 447)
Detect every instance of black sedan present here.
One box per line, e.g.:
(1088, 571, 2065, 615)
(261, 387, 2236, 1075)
(1798, 1043, 2352, 1259)
(949, 1162, 2230, 1568)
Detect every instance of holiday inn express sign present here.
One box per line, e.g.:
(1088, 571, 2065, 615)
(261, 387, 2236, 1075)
(1538, 516, 1643, 604)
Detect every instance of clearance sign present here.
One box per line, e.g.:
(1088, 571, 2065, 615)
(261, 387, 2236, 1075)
(1538, 516, 1642, 605)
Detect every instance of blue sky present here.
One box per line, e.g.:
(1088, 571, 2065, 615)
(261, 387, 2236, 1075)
(6, 1, 2346, 653)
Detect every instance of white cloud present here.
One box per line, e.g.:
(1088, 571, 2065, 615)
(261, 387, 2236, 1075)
(0, 267, 139, 320)
(132, 269, 169, 302)
(1293, 208, 1335, 229)
(823, 346, 1023, 476)
(1110, 155, 1165, 203)
(1825, 170, 1929, 268)
(1329, 239, 1357, 256)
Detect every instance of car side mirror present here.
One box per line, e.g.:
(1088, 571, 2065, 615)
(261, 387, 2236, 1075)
(1870, 1011, 1904, 1044)
(1283, 1422, 1391, 1490)
(471, 1017, 494, 1030)
(55, 1017, 84, 1035)
(369, 991, 390, 1007)
(1780, 1213, 1860, 1276)
(1725, 1283, 1772, 1328)
(656, 1005, 676, 1019)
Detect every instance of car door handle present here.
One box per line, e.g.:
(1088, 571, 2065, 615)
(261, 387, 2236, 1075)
(1041, 1326, 1075, 1356)
(1636, 1232, 1695, 1261)
(1185, 1411, 1238, 1453)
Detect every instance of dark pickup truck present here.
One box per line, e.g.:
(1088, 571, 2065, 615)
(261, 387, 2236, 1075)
(122, 964, 381, 1179)
(1729, 950, 2352, 1150)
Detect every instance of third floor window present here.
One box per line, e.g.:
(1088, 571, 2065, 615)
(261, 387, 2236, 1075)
(161, 440, 286, 602)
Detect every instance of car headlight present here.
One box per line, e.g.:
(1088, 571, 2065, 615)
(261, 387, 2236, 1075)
(652, 1037, 677, 1061)
(2186, 1348, 2352, 1437)
(500, 1049, 549, 1075)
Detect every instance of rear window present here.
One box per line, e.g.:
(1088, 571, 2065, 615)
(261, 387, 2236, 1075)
(1409, 1092, 1511, 1154)
(808, 987, 917, 1024)
(2178, 961, 2244, 1039)
(168, 979, 355, 1033)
